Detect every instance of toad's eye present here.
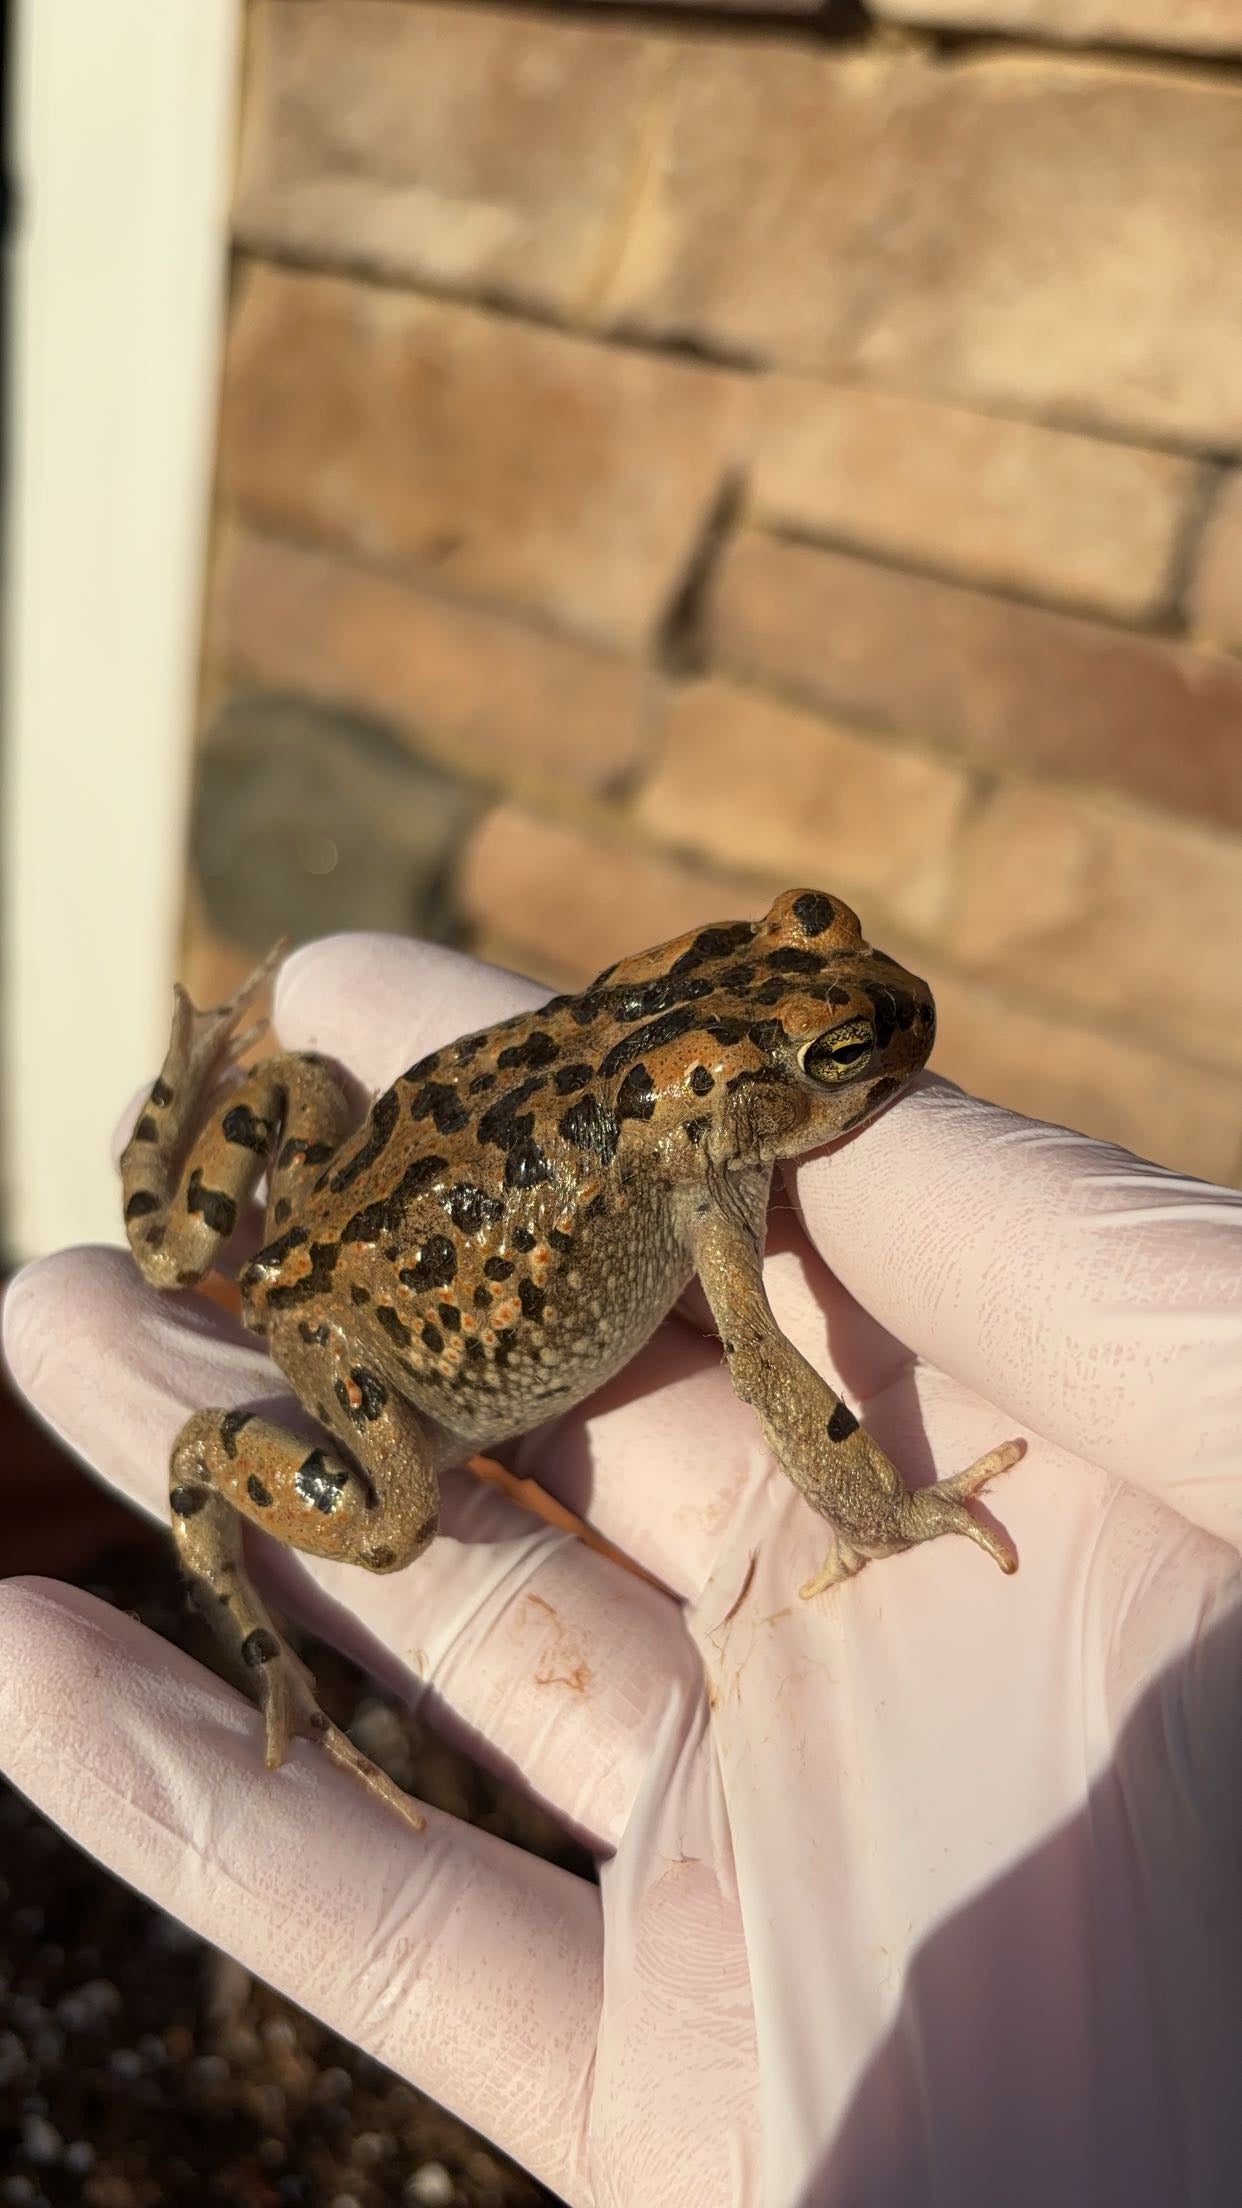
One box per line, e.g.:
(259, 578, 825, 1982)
(800, 1020, 875, 1085)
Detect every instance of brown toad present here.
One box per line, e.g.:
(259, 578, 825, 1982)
(122, 890, 1022, 1824)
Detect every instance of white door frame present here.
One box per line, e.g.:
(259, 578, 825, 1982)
(2, 0, 243, 1261)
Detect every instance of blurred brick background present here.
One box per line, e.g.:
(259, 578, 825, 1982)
(189, 0, 1242, 1185)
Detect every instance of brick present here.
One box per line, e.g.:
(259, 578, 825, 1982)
(873, 1, 1242, 56)
(208, 526, 659, 798)
(945, 784, 1242, 1076)
(924, 962, 1242, 1186)
(605, 43, 913, 369)
(1188, 473, 1242, 653)
(635, 679, 968, 937)
(710, 531, 1242, 833)
(860, 61, 1242, 450)
(219, 264, 751, 653)
(458, 806, 781, 986)
(752, 381, 1197, 622)
(608, 46, 1242, 447)
(235, 3, 673, 318)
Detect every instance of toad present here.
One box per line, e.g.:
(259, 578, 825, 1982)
(122, 890, 1022, 1823)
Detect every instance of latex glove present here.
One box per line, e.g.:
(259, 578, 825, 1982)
(3, 934, 1241, 2208)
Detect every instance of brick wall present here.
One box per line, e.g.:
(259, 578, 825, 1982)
(190, 0, 1242, 1185)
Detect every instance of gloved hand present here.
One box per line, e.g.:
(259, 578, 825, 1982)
(3, 932, 1240, 2208)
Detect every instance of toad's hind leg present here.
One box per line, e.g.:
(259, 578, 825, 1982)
(169, 1400, 440, 1830)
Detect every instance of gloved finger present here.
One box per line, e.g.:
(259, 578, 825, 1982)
(0, 1578, 601, 2204)
(787, 1080, 1242, 1547)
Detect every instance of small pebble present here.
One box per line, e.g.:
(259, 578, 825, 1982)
(21, 2114, 61, 2165)
(246, 2082, 287, 2127)
(62, 2143, 94, 2175)
(220, 2023, 262, 2066)
(406, 2163, 455, 2207)
(57, 1977, 121, 2031)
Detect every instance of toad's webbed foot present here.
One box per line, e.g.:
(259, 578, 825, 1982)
(797, 1437, 1024, 1598)
(252, 1627, 427, 1832)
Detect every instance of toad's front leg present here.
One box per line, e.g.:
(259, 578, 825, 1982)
(680, 1185, 1022, 1596)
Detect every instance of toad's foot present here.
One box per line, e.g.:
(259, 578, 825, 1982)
(167, 941, 289, 1099)
(258, 1637, 427, 1833)
(147, 945, 289, 1159)
(121, 943, 292, 1287)
(798, 1437, 1025, 1600)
